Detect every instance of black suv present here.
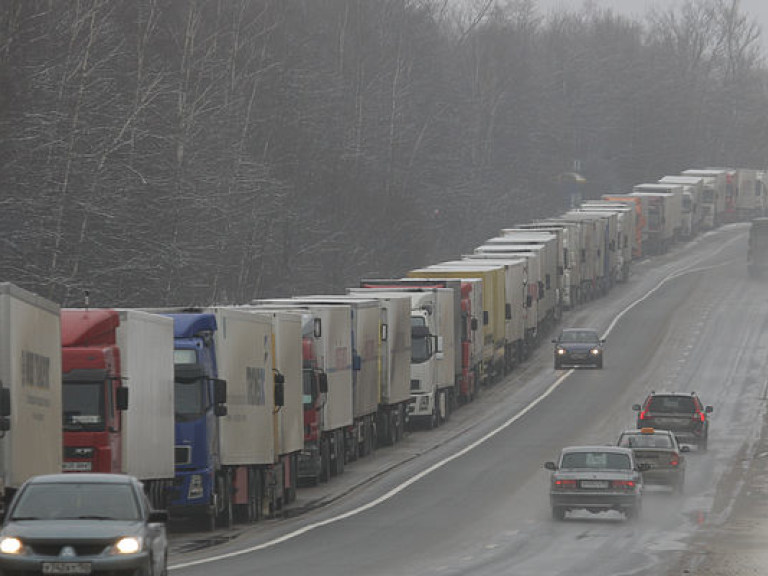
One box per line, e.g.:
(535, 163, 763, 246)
(632, 392, 713, 451)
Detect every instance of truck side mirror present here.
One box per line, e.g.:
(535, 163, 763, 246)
(381, 323, 388, 342)
(213, 378, 227, 405)
(318, 372, 329, 394)
(116, 386, 129, 411)
(526, 295, 533, 308)
(0, 386, 10, 418)
(471, 317, 478, 331)
(352, 354, 361, 371)
(313, 318, 322, 338)
(483, 311, 489, 325)
(505, 303, 512, 320)
(274, 381, 285, 407)
(214, 404, 228, 417)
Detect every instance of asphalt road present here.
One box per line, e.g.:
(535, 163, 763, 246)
(168, 223, 768, 576)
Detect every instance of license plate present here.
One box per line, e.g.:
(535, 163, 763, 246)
(580, 480, 608, 489)
(62, 461, 92, 472)
(42, 562, 92, 575)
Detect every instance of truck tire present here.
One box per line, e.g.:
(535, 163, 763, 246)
(320, 440, 331, 482)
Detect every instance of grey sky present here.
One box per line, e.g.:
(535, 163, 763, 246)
(535, 0, 768, 52)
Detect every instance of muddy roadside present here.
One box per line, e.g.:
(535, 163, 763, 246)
(667, 398, 768, 575)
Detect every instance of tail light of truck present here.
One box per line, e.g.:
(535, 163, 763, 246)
(611, 480, 636, 490)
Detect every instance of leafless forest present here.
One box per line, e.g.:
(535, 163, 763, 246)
(1, 0, 766, 307)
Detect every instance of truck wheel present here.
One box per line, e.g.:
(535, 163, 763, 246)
(215, 473, 233, 529)
(321, 440, 331, 482)
(335, 432, 345, 474)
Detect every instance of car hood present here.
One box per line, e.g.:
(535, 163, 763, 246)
(557, 342, 599, 352)
(2, 519, 145, 540)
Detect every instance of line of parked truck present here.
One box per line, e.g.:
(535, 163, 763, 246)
(0, 166, 765, 530)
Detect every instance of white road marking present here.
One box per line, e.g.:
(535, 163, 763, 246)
(170, 232, 745, 570)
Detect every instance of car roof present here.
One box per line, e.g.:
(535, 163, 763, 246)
(561, 445, 634, 455)
(25, 473, 136, 485)
(645, 391, 699, 398)
(619, 428, 674, 436)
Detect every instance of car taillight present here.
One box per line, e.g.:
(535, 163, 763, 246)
(612, 480, 636, 490)
(669, 453, 679, 466)
(692, 411, 705, 422)
(638, 410, 648, 421)
(555, 479, 578, 488)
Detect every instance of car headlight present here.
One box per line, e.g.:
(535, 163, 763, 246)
(590, 348, 601, 355)
(556, 348, 566, 355)
(188, 474, 204, 500)
(0, 537, 23, 555)
(112, 536, 143, 555)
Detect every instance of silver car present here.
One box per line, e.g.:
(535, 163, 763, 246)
(0, 473, 168, 576)
(545, 446, 646, 521)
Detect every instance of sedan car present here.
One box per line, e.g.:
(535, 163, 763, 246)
(617, 427, 688, 493)
(544, 446, 645, 521)
(633, 391, 713, 451)
(552, 328, 605, 369)
(0, 473, 168, 576)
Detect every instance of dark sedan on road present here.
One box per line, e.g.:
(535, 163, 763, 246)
(617, 427, 688, 493)
(0, 473, 168, 576)
(545, 446, 645, 521)
(552, 328, 605, 369)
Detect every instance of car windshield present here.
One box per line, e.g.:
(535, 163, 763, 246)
(619, 434, 673, 449)
(647, 396, 696, 413)
(561, 451, 631, 470)
(11, 482, 140, 521)
(558, 330, 599, 343)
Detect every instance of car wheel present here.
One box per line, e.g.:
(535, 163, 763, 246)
(625, 504, 640, 521)
(552, 506, 566, 521)
(595, 359, 603, 369)
(554, 360, 561, 370)
(699, 436, 708, 452)
(675, 476, 685, 494)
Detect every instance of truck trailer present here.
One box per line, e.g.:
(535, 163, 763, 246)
(0, 283, 61, 511)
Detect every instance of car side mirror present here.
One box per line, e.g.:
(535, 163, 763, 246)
(148, 510, 169, 524)
(631, 404, 641, 411)
(680, 445, 690, 453)
(544, 461, 557, 471)
(705, 406, 713, 413)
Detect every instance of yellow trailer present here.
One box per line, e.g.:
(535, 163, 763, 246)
(408, 263, 507, 384)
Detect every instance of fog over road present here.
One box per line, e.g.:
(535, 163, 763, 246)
(168, 223, 768, 576)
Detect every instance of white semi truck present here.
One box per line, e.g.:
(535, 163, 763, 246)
(0, 283, 62, 511)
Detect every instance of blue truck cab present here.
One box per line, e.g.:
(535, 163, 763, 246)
(163, 313, 227, 528)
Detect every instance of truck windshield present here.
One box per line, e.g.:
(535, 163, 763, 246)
(411, 317, 431, 364)
(63, 381, 106, 431)
(175, 378, 206, 421)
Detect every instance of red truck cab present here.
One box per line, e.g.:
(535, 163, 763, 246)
(61, 309, 128, 474)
